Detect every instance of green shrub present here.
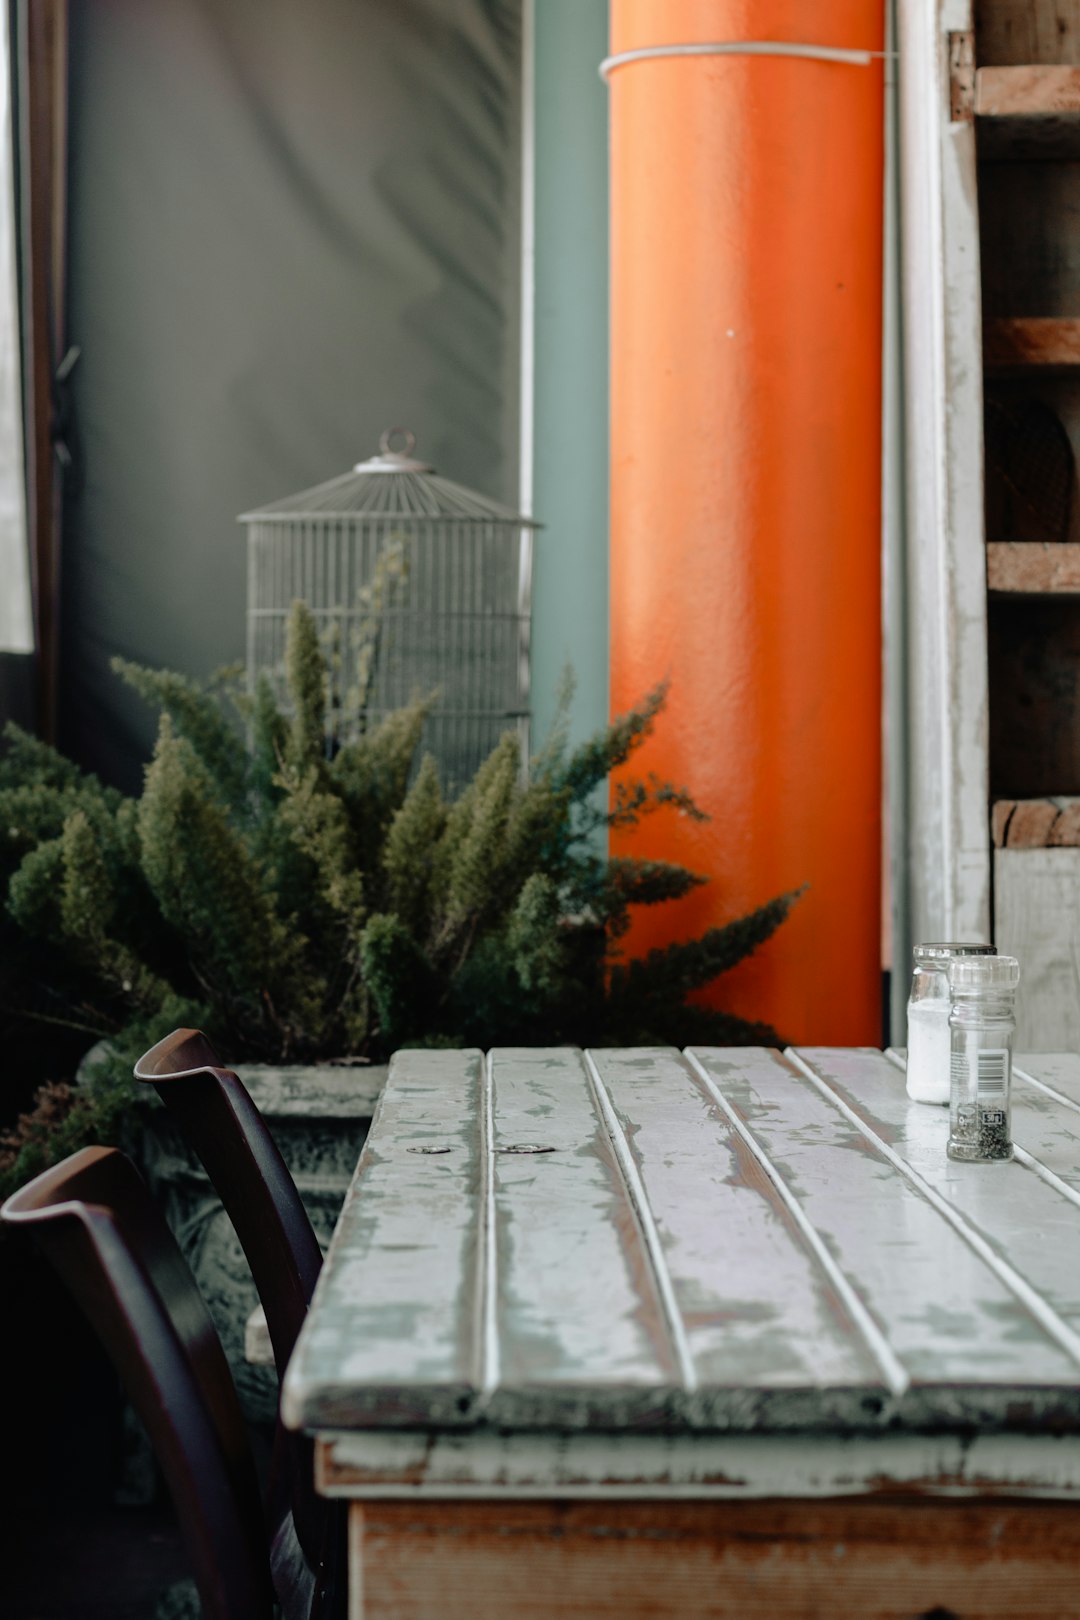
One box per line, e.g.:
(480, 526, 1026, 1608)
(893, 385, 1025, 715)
(0, 601, 801, 1192)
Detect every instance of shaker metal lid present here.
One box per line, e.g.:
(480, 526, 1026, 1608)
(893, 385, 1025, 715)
(948, 954, 1020, 992)
(912, 942, 995, 963)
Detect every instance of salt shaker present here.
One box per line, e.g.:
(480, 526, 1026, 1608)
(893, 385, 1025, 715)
(946, 954, 1020, 1163)
(905, 942, 995, 1105)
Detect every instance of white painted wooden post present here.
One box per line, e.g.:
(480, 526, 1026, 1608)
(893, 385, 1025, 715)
(898, 0, 990, 947)
(884, 0, 911, 1041)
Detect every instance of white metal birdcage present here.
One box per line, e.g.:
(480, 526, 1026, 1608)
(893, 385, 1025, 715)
(240, 429, 539, 792)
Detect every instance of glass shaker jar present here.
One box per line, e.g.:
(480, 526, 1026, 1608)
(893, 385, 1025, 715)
(947, 954, 1020, 1163)
(906, 942, 995, 1104)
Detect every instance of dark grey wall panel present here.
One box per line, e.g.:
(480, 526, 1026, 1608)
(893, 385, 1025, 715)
(62, 0, 521, 787)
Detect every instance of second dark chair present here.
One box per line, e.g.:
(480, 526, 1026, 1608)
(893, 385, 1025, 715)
(134, 1026, 343, 1616)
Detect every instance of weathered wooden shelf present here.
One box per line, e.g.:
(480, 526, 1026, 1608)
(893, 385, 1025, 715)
(976, 65, 1080, 158)
(987, 541, 1080, 594)
(984, 317, 1080, 372)
(993, 796, 1080, 848)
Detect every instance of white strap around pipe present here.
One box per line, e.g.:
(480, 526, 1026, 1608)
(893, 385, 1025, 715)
(599, 41, 888, 81)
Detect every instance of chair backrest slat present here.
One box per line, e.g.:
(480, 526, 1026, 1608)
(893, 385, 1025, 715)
(135, 1028, 323, 1378)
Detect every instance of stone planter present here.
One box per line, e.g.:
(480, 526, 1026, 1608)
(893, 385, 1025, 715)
(142, 1061, 385, 1422)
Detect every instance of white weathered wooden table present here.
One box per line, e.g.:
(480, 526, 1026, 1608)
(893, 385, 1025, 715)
(282, 1046, 1080, 1618)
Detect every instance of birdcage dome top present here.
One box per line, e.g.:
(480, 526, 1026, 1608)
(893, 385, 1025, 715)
(239, 428, 540, 526)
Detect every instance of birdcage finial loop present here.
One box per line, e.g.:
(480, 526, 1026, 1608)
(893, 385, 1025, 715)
(379, 426, 416, 457)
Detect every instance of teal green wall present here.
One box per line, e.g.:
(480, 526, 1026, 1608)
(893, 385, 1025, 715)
(530, 0, 609, 755)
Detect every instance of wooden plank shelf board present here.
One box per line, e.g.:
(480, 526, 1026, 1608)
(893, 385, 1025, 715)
(978, 65, 1080, 117)
(988, 542, 1080, 594)
(977, 65, 1080, 157)
(984, 317, 1080, 371)
(993, 797, 1080, 847)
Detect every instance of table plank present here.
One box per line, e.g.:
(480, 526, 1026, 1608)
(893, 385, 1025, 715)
(484, 1047, 680, 1428)
(1012, 1077, 1080, 1196)
(282, 1048, 486, 1430)
(794, 1047, 1080, 1394)
(891, 1047, 1080, 1222)
(688, 1047, 1079, 1409)
(1017, 1052, 1080, 1112)
(588, 1048, 886, 1417)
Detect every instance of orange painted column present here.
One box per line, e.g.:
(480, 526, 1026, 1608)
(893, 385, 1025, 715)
(609, 1, 885, 1044)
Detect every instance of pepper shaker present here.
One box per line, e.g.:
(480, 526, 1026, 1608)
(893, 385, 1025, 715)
(947, 954, 1020, 1163)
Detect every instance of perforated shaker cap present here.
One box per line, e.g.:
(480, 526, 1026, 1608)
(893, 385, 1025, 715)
(948, 954, 1020, 994)
(912, 941, 995, 966)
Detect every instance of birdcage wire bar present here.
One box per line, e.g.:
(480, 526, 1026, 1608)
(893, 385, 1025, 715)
(241, 433, 539, 794)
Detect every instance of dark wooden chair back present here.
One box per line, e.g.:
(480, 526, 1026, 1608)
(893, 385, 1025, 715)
(134, 1027, 343, 1612)
(1, 1147, 276, 1620)
(134, 1027, 323, 1378)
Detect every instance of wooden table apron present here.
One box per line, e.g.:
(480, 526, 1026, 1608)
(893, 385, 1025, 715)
(282, 1047, 1080, 1619)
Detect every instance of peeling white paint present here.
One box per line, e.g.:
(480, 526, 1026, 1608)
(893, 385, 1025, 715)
(319, 1428, 1080, 1500)
(285, 1045, 1080, 1481)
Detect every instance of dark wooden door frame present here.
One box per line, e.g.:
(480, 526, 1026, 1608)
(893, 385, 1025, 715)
(13, 0, 68, 741)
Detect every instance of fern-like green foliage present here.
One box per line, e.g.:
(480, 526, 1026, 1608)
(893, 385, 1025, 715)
(112, 658, 249, 811)
(331, 695, 434, 874)
(507, 873, 566, 999)
(381, 754, 446, 933)
(0, 601, 803, 1169)
(444, 732, 520, 929)
(341, 532, 410, 734)
(139, 717, 322, 1052)
(285, 599, 329, 778)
